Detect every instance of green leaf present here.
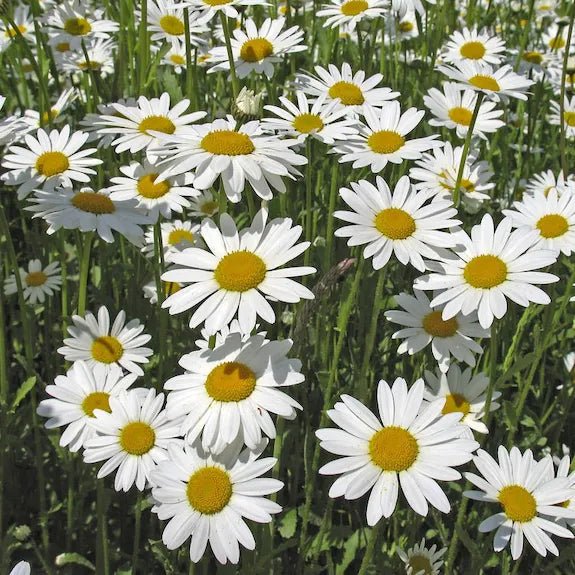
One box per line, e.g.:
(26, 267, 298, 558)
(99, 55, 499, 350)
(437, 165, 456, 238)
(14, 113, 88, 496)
(278, 508, 297, 539)
(10, 376, 37, 413)
(55, 553, 95, 571)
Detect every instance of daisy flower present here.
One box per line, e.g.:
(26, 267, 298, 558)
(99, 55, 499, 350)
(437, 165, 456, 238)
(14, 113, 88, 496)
(143, 278, 182, 305)
(106, 160, 198, 221)
(26, 187, 150, 245)
(543, 24, 575, 53)
(146, 0, 208, 44)
(414, 214, 559, 328)
(424, 83, 504, 139)
(262, 93, 359, 144)
(160, 39, 189, 74)
(37, 361, 139, 453)
(156, 116, 307, 203)
(0, 6, 34, 50)
(161, 208, 315, 334)
(8, 562, 30, 575)
(1, 126, 102, 199)
(164, 332, 303, 453)
(524, 170, 573, 198)
(393, 12, 420, 41)
(0, 96, 26, 146)
(552, 455, 575, 528)
(80, 98, 137, 147)
(317, 0, 388, 32)
(442, 28, 506, 65)
(188, 190, 219, 218)
(151, 439, 282, 564)
(56, 38, 117, 77)
(392, 0, 435, 16)
(58, 306, 153, 378)
(84, 389, 183, 491)
(4, 259, 62, 305)
(464, 447, 575, 559)
(317, 377, 479, 523)
(142, 220, 202, 262)
(208, 17, 306, 79)
(21, 88, 77, 130)
(549, 96, 575, 139)
(384, 289, 489, 373)
(333, 103, 442, 173)
(180, 0, 268, 21)
(334, 175, 460, 271)
(397, 539, 446, 575)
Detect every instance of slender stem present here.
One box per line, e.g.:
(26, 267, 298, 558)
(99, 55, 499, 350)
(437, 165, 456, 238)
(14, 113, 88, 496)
(139, 0, 149, 95)
(219, 12, 240, 99)
(357, 522, 382, 575)
(131, 491, 143, 574)
(559, 1, 575, 177)
(0, 270, 7, 570)
(96, 480, 110, 575)
(324, 162, 339, 271)
(78, 232, 94, 316)
(304, 138, 313, 268)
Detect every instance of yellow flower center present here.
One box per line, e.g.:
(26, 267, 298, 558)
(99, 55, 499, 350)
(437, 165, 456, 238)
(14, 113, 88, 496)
(498, 485, 537, 522)
(25, 271, 47, 287)
(167, 228, 194, 246)
(341, 0, 368, 16)
(81, 391, 111, 417)
(469, 75, 500, 91)
(35, 151, 70, 177)
(64, 17, 92, 36)
(536, 214, 569, 238)
(138, 115, 176, 135)
(41, 109, 59, 124)
(442, 393, 471, 416)
(159, 15, 185, 36)
(71, 192, 116, 215)
(137, 173, 171, 199)
(186, 467, 232, 514)
(205, 361, 257, 402)
(119, 422, 156, 455)
(523, 51, 543, 64)
(200, 200, 218, 215)
(328, 81, 365, 105)
(201, 130, 256, 156)
(460, 41, 486, 59)
(5, 24, 27, 38)
(374, 207, 416, 240)
(422, 310, 458, 337)
(463, 255, 507, 289)
(91, 335, 124, 364)
(240, 38, 274, 62)
(460, 178, 476, 193)
(560, 499, 571, 508)
(170, 54, 186, 65)
(78, 60, 102, 71)
(214, 251, 267, 292)
(164, 281, 181, 297)
(367, 130, 405, 154)
(549, 36, 566, 50)
(203, 0, 232, 5)
(369, 426, 419, 471)
(293, 113, 324, 134)
(564, 111, 575, 127)
(55, 42, 71, 53)
(448, 106, 473, 126)
(398, 21, 414, 32)
(408, 555, 433, 575)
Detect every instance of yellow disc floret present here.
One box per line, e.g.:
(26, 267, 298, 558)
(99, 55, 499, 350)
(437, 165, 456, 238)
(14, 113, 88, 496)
(205, 361, 257, 402)
(369, 426, 419, 471)
(187, 467, 233, 514)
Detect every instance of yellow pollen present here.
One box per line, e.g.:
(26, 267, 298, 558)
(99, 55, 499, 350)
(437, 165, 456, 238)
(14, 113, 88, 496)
(5, 24, 27, 38)
(498, 485, 537, 522)
(138, 115, 176, 135)
(442, 393, 471, 416)
(205, 361, 257, 402)
(422, 310, 459, 337)
(368, 130, 405, 154)
(549, 37, 566, 50)
(200, 200, 218, 215)
(159, 15, 185, 36)
(398, 21, 414, 32)
(460, 178, 475, 193)
(170, 54, 186, 65)
(341, 0, 368, 15)
(240, 38, 274, 62)
(564, 111, 575, 127)
(71, 192, 116, 215)
(369, 426, 419, 471)
(559, 499, 571, 508)
(41, 109, 59, 124)
(523, 51, 543, 64)
(119, 422, 156, 455)
(168, 228, 194, 246)
(448, 106, 473, 126)
(374, 207, 415, 240)
(328, 81, 365, 105)
(293, 113, 324, 134)
(463, 255, 507, 289)
(64, 17, 92, 36)
(35, 151, 69, 177)
(81, 391, 111, 417)
(55, 42, 71, 53)
(91, 336, 124, 364)
(78, 60, 102, 71)
(201, 130, 255, 156)
(164, 281, 181, 297)
(408, 555, 433, 575)
(460, 41, 486, 60)
(203, 0, 233, 4)
(536, 214, 569, 238)
(25, 271, 47, 287)
(22, 64, 34, 73)
(137, 173, 171, 199)
(214, 251, 266, 292)
(469, 74, 500, 91)
(187, 467, 232, 514)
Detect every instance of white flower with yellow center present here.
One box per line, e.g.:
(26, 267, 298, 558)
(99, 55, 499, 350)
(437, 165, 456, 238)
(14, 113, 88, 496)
(549, 96, 575, 139)
(21, 88, 77, 131)
(84, 389, 183, 491)
(0, 6, 34, 51)
(58, 306, 153, 378)
(317, 377, 479, 523)
(208, 17, 306, 79)
(1, 125, 102, 199)
(37, 361, 139, 453)
(151, 439, 282, 564)
(0, 96, 26, 146)
(414, 214, 559, 328)
(385, 290, 489, 373)
(142, 220, 202, 263)
(524, 170, 574, 199)
(317, 0, 388, 32)
(464, 447, 575, 559)
(333, 103, 442, 172)
(552, 455, 575, 529)
(143, 278, 183, 305)
(4, 259, 62, 305)
(146, 0, 208, 44)
(57, 38, 117, 77)
(424, 82, 504, 139)
(181, 0, 269, 21)
(423, 365, 500, 435)
(334, 175, 460, 271)
(160, 39, 189, 74)
(393, 12, 419, 41)
(397, 538, 446, 575)
(161, 209, 315, 334)
(442, 28, 506, 65)
(80, 98, 138, 147)
(188, 190, 219, 218)
(165, 332, 303, 453)
(392, 0, 435, 16)
(542, 24, 575, 53)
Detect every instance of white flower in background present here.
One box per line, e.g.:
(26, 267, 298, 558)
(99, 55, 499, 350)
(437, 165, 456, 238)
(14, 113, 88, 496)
(181, 0, 269, 21)
(142, 220, 202, 262)
(80, 98, 138, 147)
(549, 96, 575, 139)
(143, 278, 182, 305)
(8, 561, 31, 575)
(21, 88, 77, 130)
(188, 190, 219, 218)
(4, 259, 61, 305)
(317, 0, 389, 32)
(0, 6, 34, 52)
(397, 539, 446, 575)
(552, 455, 575, 529)
(235, 86, 263, 117)
(392, 0, 436, 16)
(524, 170, 574, 198)
(441, 28, 506, 65)
(146, 0, 208, 45)
(0, 96, 26, 146)
(57, 38, 117, 77)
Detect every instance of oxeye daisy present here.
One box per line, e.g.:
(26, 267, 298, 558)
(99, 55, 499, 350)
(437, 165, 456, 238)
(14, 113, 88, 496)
(424, 82, 504, 139)
(84, 389, 183, 491)
(442, 28, 506, 65)
(37, 361, 139, 453)
(317, 0, 388, 32)
(180, 0, 269, 21)
(145, 0, 208, 44)
(334, 175, 460, 271)
(164, 332, 303, 453)
(4, 259, 62, 305)
(393, 12, 420, 41)
(0, 6, 34, 50)
(397, 538, 446, 575)
(414, 214, 559, 328)
(143, 278, 183, 305)
(58, 306, 153, 378)
(549, 96, 575, 139)
(464, 447, 575, 559)
(142, 220, 202, 262)
(188, 190, 219, 218)
(1, 125, 102, 199)
(384, 289, 489, 373)
(542, 24, 574, 53)
(552, 455, 575, 528)
(524, 170, 573, 198)
(21, 88, 77, 131)
(151, 440, 283, 564)
(80, 98, 138, 147)
(161, 209, 315, 334)
(392, 0, 436, 16)
(0, 96, 26, 146)
(56, 38, 117, 77)
(317, 377, 479, 523)
(208, 17, 306, 79)
(333, 103, 442, 173)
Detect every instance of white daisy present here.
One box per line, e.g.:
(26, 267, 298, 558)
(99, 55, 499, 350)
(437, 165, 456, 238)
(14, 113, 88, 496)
(80, 98, 138, 148)
(180, 0, 268, 21)
(56, 38, 117, 77)
(142, 220, 202, 263)
(21, 88, 77, 130)
(8, 562, 30, 575)
(552, 455, 575, 529)
(0, 96, 26, 146)
(393, 12, 420, 41)
(0, 6, 34, 51)
(143, 278, 182, 305)
(161, 208, 315, 334)
(549, 96, 575, 139)
(524, 170, 574, 198)
(397, 538, 446, 575)
(146, 0, 209, 44)
(4, 259, 62, 305)
(442, 28, 506, 65)
(317, 0, 388, 32)
(58, 306, 153, 378)
(317, 377, 479, 523)
(542, 24, 575, 53)
(188, 190, 219, 218)
(392, 0, 435, 16)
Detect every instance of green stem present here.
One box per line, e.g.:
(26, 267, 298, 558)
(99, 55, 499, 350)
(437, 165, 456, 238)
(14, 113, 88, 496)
(131, 491, 143, 574)
(139, 0, 149, 95)
(323, 161, 339, 271)
(78, 232, 94, 316)
(357, 522, 382, 575)
(304, 138, 313, 268)
(219, 12, 240, 99)
(559, 1, 575, 177)
(96, 480, 110, 575)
